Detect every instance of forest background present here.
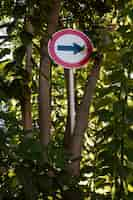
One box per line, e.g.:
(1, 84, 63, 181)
(0, 0, 133, 199)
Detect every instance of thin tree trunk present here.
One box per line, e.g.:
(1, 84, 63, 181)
(65, 54, 102, 176)
(22, 17, 33, 131)
(39, 0, 60, 148)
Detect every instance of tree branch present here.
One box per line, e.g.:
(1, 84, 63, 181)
(74, 54, 102, 137)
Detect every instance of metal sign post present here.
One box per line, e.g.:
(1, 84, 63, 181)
(69, 69, 75, 135)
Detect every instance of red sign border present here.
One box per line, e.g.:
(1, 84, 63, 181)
(48, 29, 93, 68)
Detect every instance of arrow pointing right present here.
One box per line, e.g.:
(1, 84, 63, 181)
(57, 43, 85, 54)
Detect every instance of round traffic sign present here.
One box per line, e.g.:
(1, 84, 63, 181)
(48, 29, 93, 69)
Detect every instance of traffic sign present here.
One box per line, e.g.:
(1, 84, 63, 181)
(48, 29, 93, 68)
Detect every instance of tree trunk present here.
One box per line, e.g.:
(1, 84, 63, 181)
(22, 17, 33, 131)
(65, 55, 102, 176)
(39, 0, 60, 148)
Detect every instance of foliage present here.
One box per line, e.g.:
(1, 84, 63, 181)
(0, 0, 133, 199)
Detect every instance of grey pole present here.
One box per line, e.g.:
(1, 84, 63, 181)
(68, 68, 76, 135)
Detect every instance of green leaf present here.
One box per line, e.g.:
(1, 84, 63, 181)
(0, 48, 10, 59)
(98, 150, 113, 162)
(13, 5, 26, 17)
(95, 97, 114, 110)
(113, 100, 125, 114)
(126, 148, 133, 162)
(128, 129, 133, 140)
(107, 70, 125, 84)
(128, 192, 133, 200)
(4, 61, 16, 73)
(126, 107, 133, 124)
(97, 109, 113, 122)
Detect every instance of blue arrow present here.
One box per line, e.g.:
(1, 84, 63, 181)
(57, 43, 84, 54)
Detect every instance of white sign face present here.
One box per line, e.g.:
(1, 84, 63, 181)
(48, 29, 93, 69)
(55, 34, 87, 63)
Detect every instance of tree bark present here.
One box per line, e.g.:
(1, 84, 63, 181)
(39, 0, 60, 147)
(65, 54, 102, 176)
